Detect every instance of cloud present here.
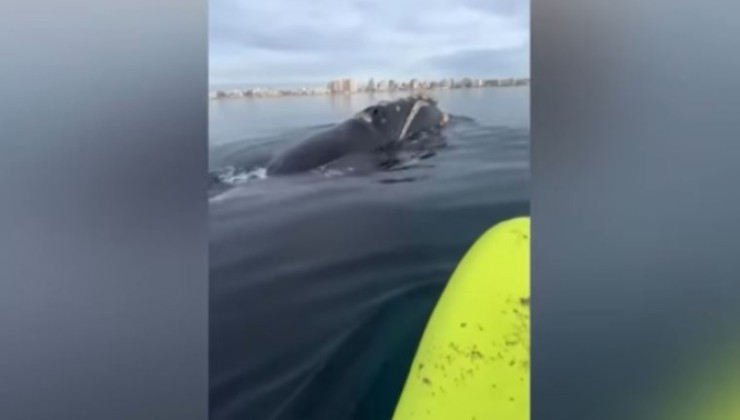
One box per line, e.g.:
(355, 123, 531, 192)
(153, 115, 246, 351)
(426, 46, 529, 78)
(209, 0, 529, 87)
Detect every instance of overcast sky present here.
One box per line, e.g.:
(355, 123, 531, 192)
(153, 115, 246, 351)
(209, 0, 529, 87)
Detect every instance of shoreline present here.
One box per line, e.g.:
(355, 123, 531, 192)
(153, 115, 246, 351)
(209, 79, 530, 101)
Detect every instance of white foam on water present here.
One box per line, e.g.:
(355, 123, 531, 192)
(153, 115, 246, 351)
(321, 169, 346, 178)
(220, 166, 268, 184)
(245, 167, 268, 181)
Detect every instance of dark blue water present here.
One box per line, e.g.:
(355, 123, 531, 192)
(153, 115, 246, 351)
(209, 87, 530, 420)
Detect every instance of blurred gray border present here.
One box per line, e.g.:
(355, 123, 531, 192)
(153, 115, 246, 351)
(0, 1, 207, 419)
(532, 0, 740, 419)
(2, 0, 740, 419)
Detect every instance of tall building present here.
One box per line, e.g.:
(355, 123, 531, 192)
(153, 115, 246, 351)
(341, 78, 357, 92)
(327, 80, 342, 93)
(366, 78, 376, 91)
(409, 78, 419, 90)
(377, 80, 388, 91)
(327, 78, 356, 93)
(388, 79, 398, 91)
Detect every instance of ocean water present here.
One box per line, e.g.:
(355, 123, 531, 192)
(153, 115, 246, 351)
(209, 87, 530, 420)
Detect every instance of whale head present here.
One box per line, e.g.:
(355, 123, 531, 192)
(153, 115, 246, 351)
(354, 94, 449, 143)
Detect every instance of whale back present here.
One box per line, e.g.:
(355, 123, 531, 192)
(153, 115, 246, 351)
(266, 118, 385, 175)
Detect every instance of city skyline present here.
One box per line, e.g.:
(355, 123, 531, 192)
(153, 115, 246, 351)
(209, 73, 530, 91)
(210, 0, 529, 87)
(209, 75, 530, 99)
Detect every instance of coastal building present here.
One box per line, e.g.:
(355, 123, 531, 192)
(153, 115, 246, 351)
(376, 80, 388, 91)
(409, 78, 419, 90)
(366, 78, 376, 91)
(388, 80, 398, 91)
(327, 79, 342, 93)
(326, 78, 357, 93)
(341, 78, 357, 92)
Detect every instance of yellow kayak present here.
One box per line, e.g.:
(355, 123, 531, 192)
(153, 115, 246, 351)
(392, 217, 530, 420)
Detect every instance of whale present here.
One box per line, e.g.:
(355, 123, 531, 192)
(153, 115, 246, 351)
(265, 95, 449, 175)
